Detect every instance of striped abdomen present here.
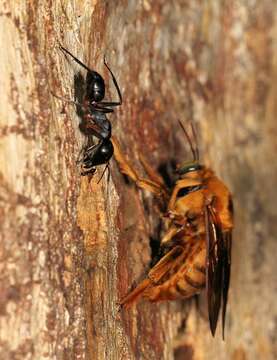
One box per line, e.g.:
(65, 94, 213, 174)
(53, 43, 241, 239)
(120, 235, 206, 307)
(145, 236, 206, 302)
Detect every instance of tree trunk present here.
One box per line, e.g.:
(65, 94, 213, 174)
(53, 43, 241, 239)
(0, 1, 276, 359)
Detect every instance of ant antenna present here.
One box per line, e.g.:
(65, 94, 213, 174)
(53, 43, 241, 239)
(103, 55, 122, 104)
(97, 163, 110, 184)
(178, 119, 197, 162)
(59, 43, 92, 73)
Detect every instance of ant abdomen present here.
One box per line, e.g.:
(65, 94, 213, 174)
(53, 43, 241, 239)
(82, 140, 114, 173)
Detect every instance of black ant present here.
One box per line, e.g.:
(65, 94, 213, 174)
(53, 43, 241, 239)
(57, 45, 122, 179)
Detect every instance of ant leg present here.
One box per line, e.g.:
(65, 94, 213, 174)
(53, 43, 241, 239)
(81, 166, 96, 176)
(79, 142, 102, 176)
(89, 105, 114, 114)
(76, 140, 99, 165)
(84, 120, 106, 140)
(95, 101, 121, 108)
(97, 163, 109, 184)
(51, 91, 83, 108)
(84, 141, 102, 156)
(76, 147, 84, 165)
(111, 137, 167, 200)
(103, 55, 122, 105)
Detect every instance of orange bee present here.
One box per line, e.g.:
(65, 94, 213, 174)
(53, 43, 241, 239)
(112, 121, 233, 338)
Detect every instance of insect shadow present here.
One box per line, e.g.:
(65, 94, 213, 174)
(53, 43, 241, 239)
(71, 72, 99, 172)
(73, 72, 94, 137)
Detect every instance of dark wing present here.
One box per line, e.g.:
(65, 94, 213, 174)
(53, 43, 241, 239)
(221, 230, 232, 339)
(205, 204, 224, 337)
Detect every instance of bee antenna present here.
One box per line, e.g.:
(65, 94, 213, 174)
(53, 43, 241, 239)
(178, 119, 197, 162)
(190, 121, 200, 162)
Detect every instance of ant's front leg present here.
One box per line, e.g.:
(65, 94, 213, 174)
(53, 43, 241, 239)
(76, 140, 98, 165)
(76, 140, 97, 176)
(90, 104, 115, 114)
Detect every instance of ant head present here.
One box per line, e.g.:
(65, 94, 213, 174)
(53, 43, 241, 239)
(86, 71, 105, 102)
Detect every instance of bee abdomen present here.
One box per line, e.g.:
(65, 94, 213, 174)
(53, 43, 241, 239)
(176, 281, 190, 297)
(193, 263, 206, 274)
(175, 268, 205, 298)
(184, 274, 205, 289)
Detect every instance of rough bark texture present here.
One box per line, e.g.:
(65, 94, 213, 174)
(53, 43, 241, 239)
(0, 1, 276, 359)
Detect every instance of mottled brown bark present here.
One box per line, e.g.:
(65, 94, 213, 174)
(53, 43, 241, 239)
(0, 1, 276, 360)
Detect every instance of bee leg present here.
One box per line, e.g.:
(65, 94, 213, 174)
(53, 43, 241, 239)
(138, 153, 167, 191)
(148, 245, 185, 283)
(168, 179, 202, 210)
(120, 246, 185, 308)
(160, 226, 179, 245)
(120, 278, 151, 309)
(168, 183, 185, 210)
(112, 137, 167, 199)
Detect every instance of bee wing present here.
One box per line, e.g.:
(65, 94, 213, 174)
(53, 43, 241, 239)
(205, 204, 224, 337)
(221, 230, 232, 339)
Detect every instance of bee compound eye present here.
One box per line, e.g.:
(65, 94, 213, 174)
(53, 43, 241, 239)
(178, 163, 203, 175)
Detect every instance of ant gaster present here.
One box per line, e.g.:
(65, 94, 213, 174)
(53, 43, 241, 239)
(58, 45, 122, 178)
(79, 112, 113, 177)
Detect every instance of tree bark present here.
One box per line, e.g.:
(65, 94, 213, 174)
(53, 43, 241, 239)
(0, 1, 276, 359)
